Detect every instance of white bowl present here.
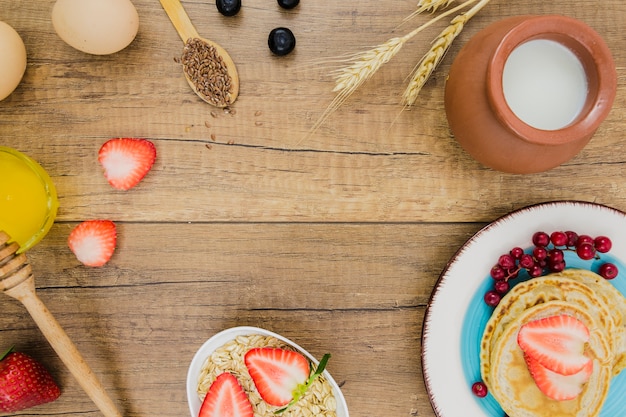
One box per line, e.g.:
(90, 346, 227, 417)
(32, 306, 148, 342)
(186, 326, 349, 417)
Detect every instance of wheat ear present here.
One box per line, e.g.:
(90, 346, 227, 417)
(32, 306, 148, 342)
(415, 0, 454, 14)
(306, 0, 476, 138)
(402, 15, 466, 105)
(404, 0, 456, 23)
(403, 0, 491, 105)
(417, 0, 456, 12)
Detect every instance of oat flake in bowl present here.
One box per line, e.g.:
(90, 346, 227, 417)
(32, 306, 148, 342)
(186, 326, 349, 417)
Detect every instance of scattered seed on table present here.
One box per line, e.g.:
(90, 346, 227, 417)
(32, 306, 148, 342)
(205, 121, 211, 128)
(210, 133, 216, 141)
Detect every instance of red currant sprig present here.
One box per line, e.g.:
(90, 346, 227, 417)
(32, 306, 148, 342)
(484, 231, 618, 307)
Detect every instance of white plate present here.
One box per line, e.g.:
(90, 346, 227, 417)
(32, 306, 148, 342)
(421, 201, 626, 416)
(187, 326, 349, 417)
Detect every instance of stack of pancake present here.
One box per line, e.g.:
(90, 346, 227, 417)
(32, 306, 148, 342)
(480, 269, 626, 417)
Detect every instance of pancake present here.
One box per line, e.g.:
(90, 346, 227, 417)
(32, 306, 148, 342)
(480, 274, 615, 387)
(550, 269, 626, 374)
(488, 301, 613, 417)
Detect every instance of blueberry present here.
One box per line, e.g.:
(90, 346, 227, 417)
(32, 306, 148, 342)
(277, 0, 299, 9)
(268, 27, 296, 56)
(216, 0, 241, 16)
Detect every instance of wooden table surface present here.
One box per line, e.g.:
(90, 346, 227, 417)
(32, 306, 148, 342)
(1, 0, 625, 416)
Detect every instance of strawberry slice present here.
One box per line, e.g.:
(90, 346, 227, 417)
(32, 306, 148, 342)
(198, 372, 253, 417)
(0, 348, 61, 412)
(525, 354, 593, 401)
(98, 138, 156, 190)
(68, 220, 117, 267)
(517, 314, 590, 375)
(244, 347, 310, 407)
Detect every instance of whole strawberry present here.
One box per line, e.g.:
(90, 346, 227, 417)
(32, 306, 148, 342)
(0, 348, 61, 413)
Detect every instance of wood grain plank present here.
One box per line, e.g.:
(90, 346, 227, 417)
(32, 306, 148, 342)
(1, 1, 625, 222)
(1, 222, 478, 416)
(1, 1, 625, 416)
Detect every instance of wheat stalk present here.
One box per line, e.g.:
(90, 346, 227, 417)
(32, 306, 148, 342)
(301, 0, 491, 142)
(331, 0, 475, 105)
(305, 0, 476, 138)
(402, 0, 491, 105)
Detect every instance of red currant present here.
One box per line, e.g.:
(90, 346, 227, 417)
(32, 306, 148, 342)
(532, 231, 550, 247)
(565, 231, 579, 247)
(519, 253, 534, 269)
(472, 381, 488, 397)
(494, 280, 510, 294)
(484, 290, 501, 307)
(594, 236, 612, 253)
(528, 264, 544, 277)
(550, 231, 568, 246)
(498, 254, 516, 269)
(549, 260, 566, 272)
(576, 242, 596, 260)
(490, 265, 506, 280)
(599, 263, 618, 279)
(510, 247, 524, 259)
(533, 246, 548, 261)
(577, 235, 594, 246)
(548, 248, 564, 263)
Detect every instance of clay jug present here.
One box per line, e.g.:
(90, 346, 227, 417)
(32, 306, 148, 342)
(444, 15, 617, 174)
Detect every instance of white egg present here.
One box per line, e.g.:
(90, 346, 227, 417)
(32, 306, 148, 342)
(0, 21, 27, 101)
(52, 0, 139, 55)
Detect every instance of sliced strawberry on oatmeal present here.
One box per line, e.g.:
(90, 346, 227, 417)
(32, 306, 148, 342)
(517, 314, 591, 375)
(244, 347, 310, 407)
(244, 347, 331, 412)
(68, 220, 117, 267)
(198, 373, 252, 417)
(98, 138, 156, 190)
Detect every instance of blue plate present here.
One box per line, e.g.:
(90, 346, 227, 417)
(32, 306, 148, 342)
(422, 201, 626, 417)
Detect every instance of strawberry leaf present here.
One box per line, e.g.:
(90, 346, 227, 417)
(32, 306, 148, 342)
(274, 353, 331, 414)
(0, 346, 14, 362)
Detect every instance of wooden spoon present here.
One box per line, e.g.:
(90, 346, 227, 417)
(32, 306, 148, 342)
(0, 231, 122, 417)
(159, 0, 240, 107)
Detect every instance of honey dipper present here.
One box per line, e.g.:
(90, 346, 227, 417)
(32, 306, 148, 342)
(0, 231, 122, 417)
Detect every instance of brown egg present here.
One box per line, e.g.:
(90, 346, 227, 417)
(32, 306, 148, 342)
(52, 0, 139, 55)
(0, 21, 27, 101)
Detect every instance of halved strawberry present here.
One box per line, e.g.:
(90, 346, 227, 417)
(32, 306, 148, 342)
(198, 372, 253, 417)
(517, 314, 590, 375)
(244, 347, 310, 407)
(525, 354, 593, 401)
(98, 138, 156, 190)
(68, 220, 117, 267)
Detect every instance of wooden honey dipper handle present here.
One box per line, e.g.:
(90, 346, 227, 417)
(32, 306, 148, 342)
(0, 232, 123, 417)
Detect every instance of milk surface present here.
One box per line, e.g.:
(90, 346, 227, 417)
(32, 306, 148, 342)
(502, 39, 588, 131)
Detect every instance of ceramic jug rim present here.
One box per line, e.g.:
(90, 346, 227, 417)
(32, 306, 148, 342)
(486, 14, 617, 146)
